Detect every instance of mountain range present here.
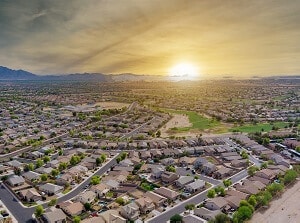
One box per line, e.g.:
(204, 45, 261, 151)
(0, 66, 165, 82)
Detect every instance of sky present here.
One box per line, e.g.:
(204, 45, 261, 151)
(0, 0, 300, 78)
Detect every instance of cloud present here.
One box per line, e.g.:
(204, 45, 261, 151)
(0, 0, 300, 76)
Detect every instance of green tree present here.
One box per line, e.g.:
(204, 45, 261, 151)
(40, 174, 48, 181)
(73, 216, 81, 223)
(261, 162, 268, 169)
(240, 151, 249, 159)
(283, 169, 298, 185)
(166, 165, 176, 172)
(36, 159, 44, 168)
(34, 205, 44, 218)
(223, 179, 232, 187)
(239, 200, 254, 212)
(115, 197, 125, 206)
(215, 186, 226, 197)
(248, 195, 257, 207)
(100, 154, 107, 163)
(248, 166, 259, 177)
(233, 206, 253, 223)
(58, 162, 68, 171)
(84, 202, 92, 211)
(170, 214, 183, 223)
(207, 189, 216, 198)
(96, 157, 102, 166)
(213, 213, 231, 223)
(58, 149, 63, 156)
(51, 169, 60, 178)
(266, 183, 284, 196)
(43, 156, 51, 163)
(185, 203, 195, 212)
(48, 198, 57, 207)
(24, 163, 35, 172)
(90, 175, 101, 185)
(156, 130, 161, 138)
(70, 155, 81, 165)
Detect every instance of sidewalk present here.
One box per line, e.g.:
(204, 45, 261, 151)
(0, 200, 18, 223)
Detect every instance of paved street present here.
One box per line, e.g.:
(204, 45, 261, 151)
(119, 117, 156, 140)
(146, 168, 249, 223)
(0, 155, 118, 223)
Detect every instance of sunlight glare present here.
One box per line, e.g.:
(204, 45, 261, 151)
(169, 62, 199, 80)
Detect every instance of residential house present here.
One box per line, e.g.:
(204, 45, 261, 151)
(56, 173, 73, 186)
(194, 207, 221, 221)
(39, 183, 64, 196)
(119, 159, 134, 167)
(154, 187, 179, 201)
(19, 188, 42, 202)
(161, 157, 175, 166)
(6, 160, 23, 169)
(119, 202, 140, 221)
(46, 160, 60, 169)
(254, 169, 276, 181)
(81, 157, 97, 170)
(231, 159, 248, 168)
(175, 176, 195, 188)
(204, 197, 228, 211)
(178, 156, 193, 167)
(202, 163, 217, 175)
(269, 154, 290, 167)
(7, 175, 25, 187)
(103, 179, 120, 190)
(98, 210, 126, 223)
(42, 207, 67, 223)
(185, 180, 205, 193)
(225, 190, 249, 210)
(61, 202, 84, 216)
(182, 214, 206, 223)
(22, 171, 41, 181)
(145, 191, 167, 207)
(91, 183, 110, 198)
(235, 184, 259, 195)
(193, 157, 208, 169)
(135, 197, 155, 214)
(214, 167, 233, 179)
(151, 166, 164, 179)
(76, 191, 96, 204)
(161, 172, 179, 184)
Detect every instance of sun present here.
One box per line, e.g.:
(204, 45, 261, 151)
(169, 62, 199, 80)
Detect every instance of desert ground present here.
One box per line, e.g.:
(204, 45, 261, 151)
(160, 114, 192, 137)
(250, 179, 300, 223)
(95, 101, 129, 109)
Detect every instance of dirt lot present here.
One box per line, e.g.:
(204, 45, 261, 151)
(250, 180, 300, 223)
(161, 114, 192, 137)
(95, 101, 129, 109)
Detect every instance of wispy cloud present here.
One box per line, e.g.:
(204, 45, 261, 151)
(0, 0, 300, 76)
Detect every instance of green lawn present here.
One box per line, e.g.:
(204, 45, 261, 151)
(163, 109, 220, 132)
(230, 122, 289, 133)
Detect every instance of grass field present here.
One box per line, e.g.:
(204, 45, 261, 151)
(162, 109, 221, 132)
(230, 122, 289, 133)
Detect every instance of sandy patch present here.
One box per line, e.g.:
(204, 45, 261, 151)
(161, 114, 195, 137)
(250, 180, 300, 223)
(94, 101, 129, 109)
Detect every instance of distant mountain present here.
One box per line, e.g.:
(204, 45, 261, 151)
(0, 66, 165, 82)
(0, 66, 37, 80)
(110, 73, 166, 82)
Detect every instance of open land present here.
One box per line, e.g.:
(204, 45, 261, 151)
(250, 180, 300, 223)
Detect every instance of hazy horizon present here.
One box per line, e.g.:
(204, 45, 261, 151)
(1, 0, 300, 78)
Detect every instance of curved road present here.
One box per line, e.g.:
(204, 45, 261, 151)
(0, 155, 118, 223)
